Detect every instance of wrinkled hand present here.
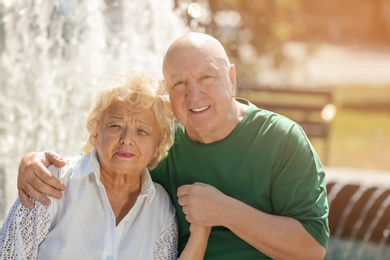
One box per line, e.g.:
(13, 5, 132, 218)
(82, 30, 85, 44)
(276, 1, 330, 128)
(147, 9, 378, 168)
(18, 151, 66, 209)
(177, 182, 236, 227)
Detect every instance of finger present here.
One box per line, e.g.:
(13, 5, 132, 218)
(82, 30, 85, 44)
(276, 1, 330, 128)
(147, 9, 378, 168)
(185, 214, 201, 225)
(29, 164, 64, 198)
(177, 184, 192, 197)
(20, 181, 52, 206)
(193, 182, 211, 189)
(177, 194, 187, 206)
(18, 189, 34, 209)
(181, 204, 194, 217)
(181, 204, 188, 214)
(44, 150, 66, 168)
(33, 162, 65, 192)
(185, 214, 193, 224)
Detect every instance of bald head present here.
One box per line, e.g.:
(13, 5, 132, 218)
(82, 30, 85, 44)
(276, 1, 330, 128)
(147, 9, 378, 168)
(160, 32, 242, 143)
(162, 32, 231, 77)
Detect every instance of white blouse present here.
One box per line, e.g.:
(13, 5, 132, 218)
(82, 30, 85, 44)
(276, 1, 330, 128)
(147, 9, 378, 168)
(0, 150, 178, 260)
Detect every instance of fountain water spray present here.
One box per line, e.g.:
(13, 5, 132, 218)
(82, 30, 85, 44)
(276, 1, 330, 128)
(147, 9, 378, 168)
(0, 0, 187, 222)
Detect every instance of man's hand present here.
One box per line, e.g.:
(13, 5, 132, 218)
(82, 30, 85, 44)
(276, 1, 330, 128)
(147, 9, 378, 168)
(18, 150, 66, 209)
(177, 182, 238, 227)
(178, 184, 326, 259)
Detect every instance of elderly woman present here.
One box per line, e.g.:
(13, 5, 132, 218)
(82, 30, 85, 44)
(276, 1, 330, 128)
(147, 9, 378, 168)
(0, 71, 210, 259)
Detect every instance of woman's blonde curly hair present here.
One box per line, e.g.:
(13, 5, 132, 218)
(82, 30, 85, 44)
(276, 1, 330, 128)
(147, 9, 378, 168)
(84, 70, 175, 170)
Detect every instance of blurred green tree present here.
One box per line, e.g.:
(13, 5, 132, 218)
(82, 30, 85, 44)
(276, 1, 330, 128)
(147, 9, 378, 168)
(173, 0, 390, 84)
(173, 0, 304, 83)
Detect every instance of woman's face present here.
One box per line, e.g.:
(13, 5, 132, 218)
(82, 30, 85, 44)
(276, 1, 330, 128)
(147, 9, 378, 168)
(95, 100, 160, 178)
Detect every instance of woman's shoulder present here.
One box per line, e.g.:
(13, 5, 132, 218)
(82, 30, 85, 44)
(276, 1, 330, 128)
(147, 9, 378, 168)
(153, 182, 172, 203)
(47, 154, 84, 180)
(152, 182, 175, 210)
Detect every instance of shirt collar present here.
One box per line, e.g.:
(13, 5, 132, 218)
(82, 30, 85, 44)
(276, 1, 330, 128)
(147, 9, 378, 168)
(70, 149, 156, 204)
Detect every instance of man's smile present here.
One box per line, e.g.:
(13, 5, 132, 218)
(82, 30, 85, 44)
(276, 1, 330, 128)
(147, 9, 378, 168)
(190, 105, 209, 113)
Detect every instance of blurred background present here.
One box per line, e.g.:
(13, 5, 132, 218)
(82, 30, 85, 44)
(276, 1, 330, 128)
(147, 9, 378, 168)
(177, 0, 390, 172)
(1, 0, 389, 258)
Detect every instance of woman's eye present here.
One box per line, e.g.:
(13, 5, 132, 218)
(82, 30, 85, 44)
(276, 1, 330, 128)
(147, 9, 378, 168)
(138, 129, 149, 135)
(108, 124, 121, 129)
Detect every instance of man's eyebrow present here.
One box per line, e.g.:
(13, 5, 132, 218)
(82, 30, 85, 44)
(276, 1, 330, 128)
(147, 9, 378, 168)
(168, 74, 183, 82)
(169, 67, 218, 80)
(202, 65, 218, 73)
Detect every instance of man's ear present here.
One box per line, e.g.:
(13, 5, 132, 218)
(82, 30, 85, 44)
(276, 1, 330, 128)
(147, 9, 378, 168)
(229, 64, 237, 95)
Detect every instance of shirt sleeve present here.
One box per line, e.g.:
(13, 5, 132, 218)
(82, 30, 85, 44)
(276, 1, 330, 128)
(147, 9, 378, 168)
(272, 123, 329, 248)
(0, 198, 52, 259)
(153, 212, 179, 260)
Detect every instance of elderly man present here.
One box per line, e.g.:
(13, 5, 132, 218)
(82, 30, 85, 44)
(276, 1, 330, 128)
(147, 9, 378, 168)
(17, 32, 329, 259)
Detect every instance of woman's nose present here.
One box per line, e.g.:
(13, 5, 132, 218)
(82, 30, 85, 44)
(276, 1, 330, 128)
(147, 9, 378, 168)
(120, 128, 134, 145)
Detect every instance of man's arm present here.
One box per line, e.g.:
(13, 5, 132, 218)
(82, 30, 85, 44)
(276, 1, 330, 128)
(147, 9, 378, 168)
(177, 183, 326, 260)
(18, 151, 66, 209)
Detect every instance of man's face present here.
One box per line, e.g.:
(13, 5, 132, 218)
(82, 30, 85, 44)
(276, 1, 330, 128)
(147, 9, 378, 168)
(163, 47, 236, 143)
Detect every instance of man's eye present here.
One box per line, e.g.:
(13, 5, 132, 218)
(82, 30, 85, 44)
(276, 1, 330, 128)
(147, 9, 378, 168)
(173, 81, 185, 88)
(201, 75, 213, 80)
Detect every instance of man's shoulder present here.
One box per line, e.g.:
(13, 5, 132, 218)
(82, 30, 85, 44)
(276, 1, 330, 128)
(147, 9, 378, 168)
(247, 103, 297, 128)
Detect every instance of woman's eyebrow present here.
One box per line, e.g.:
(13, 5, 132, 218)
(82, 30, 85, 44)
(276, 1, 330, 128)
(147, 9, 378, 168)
(136, 117, 153, 127)
(106, 113, 124, 120)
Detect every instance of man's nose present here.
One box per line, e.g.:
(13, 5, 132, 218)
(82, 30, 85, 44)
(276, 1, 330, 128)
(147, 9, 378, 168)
(186, 80, 202, 101)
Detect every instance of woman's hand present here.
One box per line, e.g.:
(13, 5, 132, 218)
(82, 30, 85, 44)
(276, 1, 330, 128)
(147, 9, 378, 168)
(17, 151, 66, 209)
(179, 224, 211, 260)
(189, 223, 212, 240)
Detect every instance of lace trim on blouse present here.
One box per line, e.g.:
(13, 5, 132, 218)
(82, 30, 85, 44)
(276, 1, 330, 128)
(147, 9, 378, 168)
(0, 198, 52, 260)
(154, 214, 179, 260)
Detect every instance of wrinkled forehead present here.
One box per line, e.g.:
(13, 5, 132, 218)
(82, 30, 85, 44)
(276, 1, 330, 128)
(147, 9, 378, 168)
(163, 47, 229, 82)
(165, 39, 226, 62)
(103, 101, 156, 124)
(164, 34, 228, 66)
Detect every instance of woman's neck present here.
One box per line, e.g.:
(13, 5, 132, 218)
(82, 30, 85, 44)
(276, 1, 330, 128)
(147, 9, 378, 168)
(100, 170, 142, 225)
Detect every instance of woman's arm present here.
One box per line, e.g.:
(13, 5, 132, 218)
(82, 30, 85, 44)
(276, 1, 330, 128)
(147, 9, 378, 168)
(0, 199, 52, 259)
(179, 224, 211, 260)
(153, 214, 210, 260)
